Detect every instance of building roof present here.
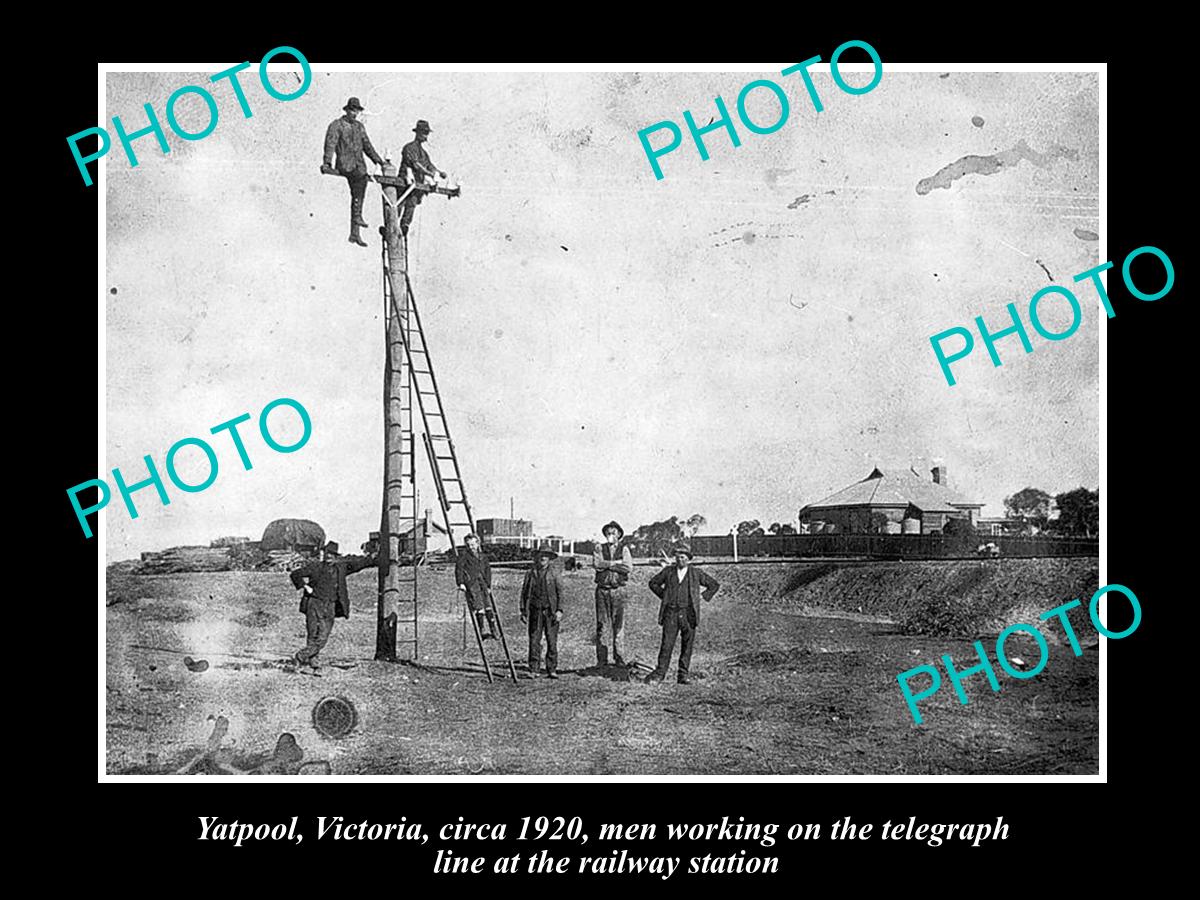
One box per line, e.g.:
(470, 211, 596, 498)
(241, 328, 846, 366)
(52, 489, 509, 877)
(801, 467, 983, 515)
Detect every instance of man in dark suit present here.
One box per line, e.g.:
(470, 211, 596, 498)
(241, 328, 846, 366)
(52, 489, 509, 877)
(321, 97, 385, 247)
(288, 541, 378, 672)
(520, 546, 565, 679)
(645, 543, 720, 685)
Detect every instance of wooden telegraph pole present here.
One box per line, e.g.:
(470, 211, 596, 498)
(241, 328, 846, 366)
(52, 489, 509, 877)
(376, 159, 410, 662)
(322, 162, 459, 664)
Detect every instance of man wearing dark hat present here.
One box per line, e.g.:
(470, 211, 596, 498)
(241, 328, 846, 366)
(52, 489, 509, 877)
(592, 520, 634, 666)
(399, 119, 448, 237)
(288, 541, 379, 672)
(520, 545, 565, 678)
(456, 532, 497, 640)
(321, 97, 385, 247)
(644, 543, 720, 685)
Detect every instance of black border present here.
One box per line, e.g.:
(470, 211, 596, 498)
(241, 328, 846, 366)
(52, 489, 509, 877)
(44, 16, 1180, 879)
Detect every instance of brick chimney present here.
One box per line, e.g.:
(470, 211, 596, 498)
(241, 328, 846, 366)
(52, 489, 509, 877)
(931, 460, 948, 486)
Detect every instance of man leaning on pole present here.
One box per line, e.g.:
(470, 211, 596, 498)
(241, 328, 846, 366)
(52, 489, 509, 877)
(288, 541, 379, 673)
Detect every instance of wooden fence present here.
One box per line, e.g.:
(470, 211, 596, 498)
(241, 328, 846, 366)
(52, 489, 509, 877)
(625, 533, 1098, 560)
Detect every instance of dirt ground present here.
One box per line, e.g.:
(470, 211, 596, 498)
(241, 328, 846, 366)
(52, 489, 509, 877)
(105, 561, 1099, 775)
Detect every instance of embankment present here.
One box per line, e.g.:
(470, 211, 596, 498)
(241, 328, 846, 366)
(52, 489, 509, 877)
(705, 558, 1099, 642)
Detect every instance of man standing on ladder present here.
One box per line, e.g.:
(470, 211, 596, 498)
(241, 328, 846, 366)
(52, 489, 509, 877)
(399, 119, 448, 237)
(593, 520, 634, 667)
(456, 533, 498, 640)
(320, 97, 385, 247)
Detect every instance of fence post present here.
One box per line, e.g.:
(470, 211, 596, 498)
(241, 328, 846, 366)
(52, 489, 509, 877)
(731, 530, 739, 563)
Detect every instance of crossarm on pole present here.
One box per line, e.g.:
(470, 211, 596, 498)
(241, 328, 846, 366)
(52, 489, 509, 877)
(321, 169, 461, 198)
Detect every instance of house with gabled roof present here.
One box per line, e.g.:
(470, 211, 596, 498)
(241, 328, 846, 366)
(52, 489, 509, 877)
(799, 463, 984, 535)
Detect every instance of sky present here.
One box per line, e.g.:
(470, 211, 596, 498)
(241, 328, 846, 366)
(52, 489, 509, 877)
(103, 67, 1100, 561)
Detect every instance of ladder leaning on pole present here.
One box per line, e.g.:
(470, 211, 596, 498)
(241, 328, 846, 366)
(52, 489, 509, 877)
(380, 240, 518, 684)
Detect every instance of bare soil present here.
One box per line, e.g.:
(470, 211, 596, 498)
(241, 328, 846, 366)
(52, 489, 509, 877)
(105, 561, 1099, 775)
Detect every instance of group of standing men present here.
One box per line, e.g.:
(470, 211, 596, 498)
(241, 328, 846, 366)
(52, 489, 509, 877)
(288, 521, 721, 684)
(455, 519, 721, 684)
(321, 96, 447, 247)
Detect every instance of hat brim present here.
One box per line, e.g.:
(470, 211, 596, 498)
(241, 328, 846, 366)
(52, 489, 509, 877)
(413, 127, 431, 133)
(344, 105, 364, 112)
(535, 550, 558, 558)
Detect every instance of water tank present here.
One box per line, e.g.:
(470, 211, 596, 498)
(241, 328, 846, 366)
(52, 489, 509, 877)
(902, 518, 921, 535)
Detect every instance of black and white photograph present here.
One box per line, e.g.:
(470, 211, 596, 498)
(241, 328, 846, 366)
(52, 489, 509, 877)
(98, 62, 1102, 777)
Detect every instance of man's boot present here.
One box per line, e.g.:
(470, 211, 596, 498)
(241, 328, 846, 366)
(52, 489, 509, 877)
(476, 612, 494, 640)
(349, 226, 367, 247)
(597, 644, 608, 667)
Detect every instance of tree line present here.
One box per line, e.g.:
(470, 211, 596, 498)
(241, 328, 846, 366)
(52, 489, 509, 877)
(619, 488, 1098, 552)
(1003, 487, 1099, 537)
(623, 515, 801, 554)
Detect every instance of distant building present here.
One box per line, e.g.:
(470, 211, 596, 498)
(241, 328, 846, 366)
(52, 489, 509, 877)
(799, 464, 984, 535)
(210, 536, 254, 549)
(363, 509, 447, 557)
(976, 517, 1024, 537)
(477, 517, 535, 547)
(543, 534, 574, 554)
(362, 522, 427, 558)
